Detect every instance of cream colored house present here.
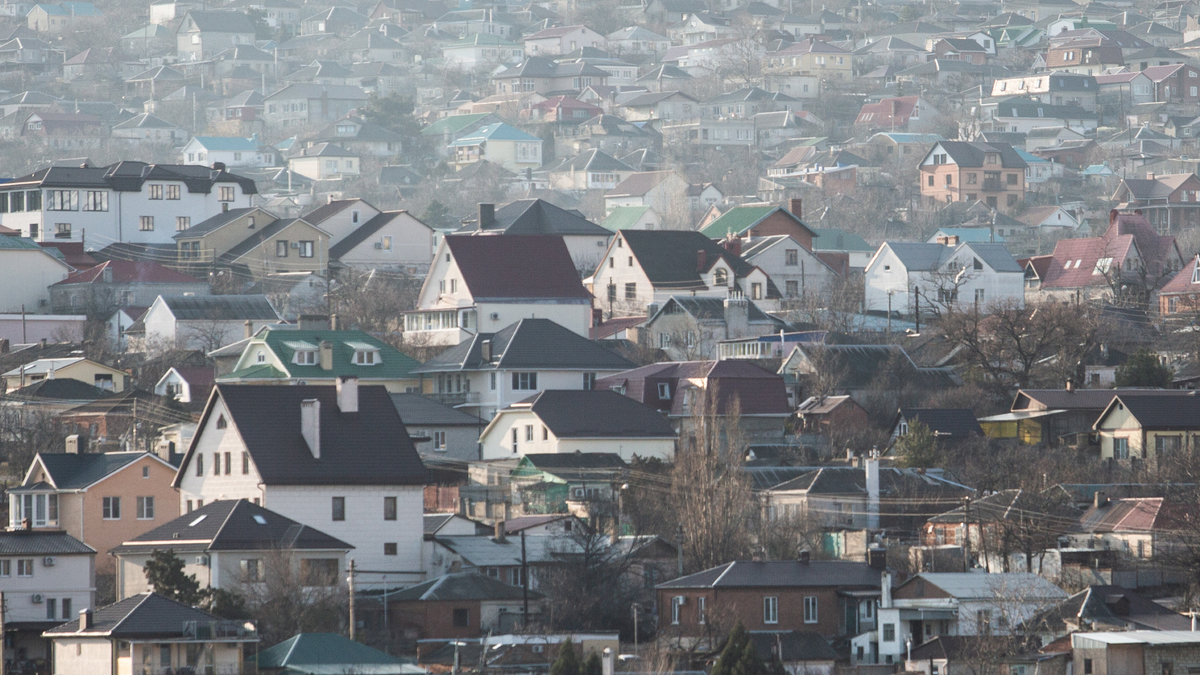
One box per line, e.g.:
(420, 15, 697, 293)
(1093, 393, 1200, 463)
(449, 122, 542, 172)
(287, 142, 361, 180)
(3, 357, 129, 392)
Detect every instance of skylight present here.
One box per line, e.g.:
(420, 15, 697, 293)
(253, 515, 267, 525)
(189, 515, 207, 527)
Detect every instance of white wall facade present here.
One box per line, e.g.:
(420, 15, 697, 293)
(336, 212, 436, 273)
(864, 243, 1025, 315)
(479, 408, 674, 460)
(433, 368, 627, 420)
(0, 552, 93, 623)
(0, 249, 71, 313)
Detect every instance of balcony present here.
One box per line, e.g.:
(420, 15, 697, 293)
(982, 179, 1003, 191)
(425, 391, 481, 406)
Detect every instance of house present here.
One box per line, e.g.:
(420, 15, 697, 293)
(140, 295, 280, 351)
(154, 365, 214, 405)
(424, 532, 582, 587)
(1158, 254, 1200, 315)
(458, 200, 612, 273)
(656, 559, 883, 643)
(323, 208, 436, 273)
(3, 378, 112, 415)
(918, 141, 1028, 213)
(1070, 631, 1200, 675)
(1026, 585, 1190, 637)
(779, 344, 962, 402)
(175, 10, 256, 61)
(606, 26, 671, 56)
(523, 25, 605, 55)
(49, 260, 208, 315)
(491, 57, 609, 95)
(404, 235, 593, 346)
(288, 142, 360, 181)
(0, 530, 94, 667)
(306, 115, 403, 157)
(891, 408, 985, 444)
(854, 96, 941, 133)
(811, 228, 874, 270)
(991, 73, 1099, 111)
(590, 230, 778, 317)
(1045, 38, 1125, 75)
(508, 454, 628, 518)
(421, 113, 502, 157)
(0, 160, 257, 246)
(864, 240, 1025, 315)
(21, 111, 106, 149)
(411, 319, 635, 420)
(389, 572, 541, 639)
(263, 84, 369, 131)
(449, 123, 542, 173)
(595, 360, 791, 439)
(748, 631, 839, 675)
(0, 235, 70, 312)
(700, 200, 815, 249)
(181, 136, 277, 168)
(1111, 173, 1200, 233)
(2, 357, 129, 392)
(256, 632, 422, 674)
(983, 99, 1098, 134)
(1091, 393, 1200, 463)
(110, 113, 188, 144)
(26, 1, 100, 32)
(764, 38, 853, 82)
(113, 499, 352, 599)
(1064, 496, 1184, 560)
(174, 381, 428, 580)
(998, 388, 1194, 446)
(1015, 204, 1081, 232)
(644, 295, 790, 360)
(443, 34, 523, 69)
(219, 328, 421, 392)
(604, 170, 693, 215)
(44, 593, 259, 675)
(9, 449, 179, 581)
(478, 389, 675, 461)
(1024, 125, 1087, 152)
(547, 149, 635, 192)
(173, 208, 328, 276)
(602, 206, 660, 232)
(852, 572, 1068, 666)
(390, 393, 484, 463)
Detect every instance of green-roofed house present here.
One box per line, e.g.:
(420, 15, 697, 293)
(256, 632, 426, 674)
(602, 205, 660, 231)
(422, 112, 502, 158)
(219, 329, 422, 392)
(698, 200, 816, 251)
(811, 227, 875, 269)
(450, 122, 543, 173)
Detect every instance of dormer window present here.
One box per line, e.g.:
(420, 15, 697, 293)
(713, 268, 728, 286)
(286, 341, 318, 365)
(348, 342, 380, 365)
(658, 382, 671, 399)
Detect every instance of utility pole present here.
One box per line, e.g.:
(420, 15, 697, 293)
(961, 497, 971, 573)
(348, 559, 357, 641)
(520, 531, 529, 626)
(913, 287, 921, 333)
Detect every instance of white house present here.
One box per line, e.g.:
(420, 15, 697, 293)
(0, 530, 94, 666)
(153, 366, 214, 404)
(287, 142, 361, 181)
(741, 234, 841, 299)
(606, 26, 671, 56)
(181, 136, 277, 168)
(404, 234, 594, 346)
(442, 33, 523, 69)
(173, 380, 428, 582)
(0, 235, 71, 313)
(304, 197, 436, 272)
(0, 161, 256, 245)
(477, 389, 676, 461)
(140, 295, 280, 351)
(523, 25, 605, 56)
(863, 241, 1025, 315)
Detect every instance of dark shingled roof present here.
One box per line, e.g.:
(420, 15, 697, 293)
(112, 499, 351, 554)
(464, 198, 610, 237)
(1012, 388, 1194, 412)
(5, 378, 112, 401)
(1097, 394, 1200, 429)
(519, 452, 627, 481)
(926, 140, 1027, 168)
(747, 631, 839, 663)
(896, 408, 984, 437)
(621, 230, 779, 296)
(0, 530, 94, 556)
(45, 593, 248, 638)
(159, 295, 279, 321)
(658, 560, 880, 589)
(521, 389, 676, 438)
(177, 384, 428, 487)
(35, 452, 148, 489)
(391, 572, 543, 601)
(443, 234, 591, 301)
(390, 393, 485, 427)
(596, 360, 790, 417)
(414, 319, 634, 373)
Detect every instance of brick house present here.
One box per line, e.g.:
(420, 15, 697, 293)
(388, 572, 542, 639)
(919, 141, 1027, 213)
(1111, 173, 1200, 234)
(1158, 254, 1200, 315)
(656, 558, 884, 645)
(1140, 63, 1200, 104)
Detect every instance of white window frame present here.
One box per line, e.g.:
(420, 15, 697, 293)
(764, 596, 778, 624)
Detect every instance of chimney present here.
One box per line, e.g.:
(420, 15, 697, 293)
(298, 314, 330, 331)
(479, 203, 495, 228)
(494, 520, 507, 542)
(319, 341, 334, 370)
(65, 434, 84, 454)
(789, 198, 803, 218)
(724, 294, 749, 337)
(722, 237, 742, 258)
(867, 545, 887, 570)
(865, 456, 880, 530)
(301, 399, 320, 459)
(101, 265, 112, 283)
(336, 376, 358, 414)
(798, 549, 810, 564)
(78, 608, 92, 631)
(1110, 209, 1119, 226)
(696, 249, 707, 271)
(330, 313, 340, 330)
(481, 339, 492, 362)
(881, 570, 892, 608)
(1066, 379, 1075, 392)
(39, 338, 46, 348)
(244, 320, 254, 339)
(1094, 491, 1108, 509)
(602, 648, 614, 675)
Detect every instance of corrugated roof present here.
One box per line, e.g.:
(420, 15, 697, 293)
(910, 572, 1068, 600)
(159, 295, 279, 321)
(255, 633, 418, 673)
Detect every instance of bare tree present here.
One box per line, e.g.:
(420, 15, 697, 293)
(233, 549, 348, 646)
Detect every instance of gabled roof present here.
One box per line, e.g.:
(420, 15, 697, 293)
(156, 295, 279, 321)
(390, 392, 484, 426)
(1076, 497, 1181, 533)
(180, 10, 256, 33)
(606, 169, 679, 196)
(902, 572, 1068, 600)
(176, 384, 428, 487)
(113, 499, 351, 554)
(450, 122, 541, 145)
(45, 593, 246, 639)
(596, 360, 791, 416)
(620, 230, 772, 293)
(515, 389, 676, 438)
(328, 211, 417, 259)
(256, 633, 417, 673)
(699, 205, 815, 240)
(896, 408, 984, 437)
(658, 560, 879, 589)
(926, 140, 1027, 168)
(1096, 393, 1200, 430)
(414, 319, 634, 373)
(30, 452, 151, 490)
(52, 260, 201, 286)
(468, 198, 610, 237)
(391, 572, 542, 601)
(441, 234, 591, 301)
(227, 329, 421, 381)
(1028, 585, 1191, 633)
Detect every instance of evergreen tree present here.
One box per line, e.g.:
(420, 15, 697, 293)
(550, 638, 580, 675)
(733, 638, 766, 675)
(422, 200, 455, 229)
(1115, 349, 1173, 388)
(712, 623, 752, 675)
(895, 420, 941, 468)
(143, 550, 205, 606)
(582, 651, 603, 675)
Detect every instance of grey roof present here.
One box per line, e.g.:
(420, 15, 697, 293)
(897, 408, 984, 437)
(970, 242, 1024, 272)
(658, 560, 880, 589)
(769, 466, 972, 498)
(904, 573, 1068, 600)
(554, 149, 634, 175)
(414, 319, 634, 373)
(182, 10, 256, 33)
(1012, 388, 1192, 412)
(747, 631, 839, 663)
(390, 572, 542, 601)
(6, 378, 112, 401)
(434, 534, 583, 566)
(390, 393, 485, 427)
(35, 452, 147, 489)
(1100, 394, 1200, 429)
(158, 295, 279, 321)
(45, 593, 247, 638)
(0, 530, 94, 556)
(929, 140, 1027, 168)
(265, 84, 369, 102)
(520, 390, 676, 438)
(466, 198, 610, 236)
(112, 499, 351, 554)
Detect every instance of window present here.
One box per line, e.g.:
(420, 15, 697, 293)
(54, 223, 70, 239)
(525, 425, 534, 442)
(883, 623, 895, 641)
(511, 428, 518, 453)
(294, 349, 316, 365)
(583, 372, 596, 390)
(61, 597, 71, 619)
(213, 452, 221, 475)
(1084, 658, 1092, 674)
(0, 560, 9, 577)
(804, 596, 818, 623)
(196, 454, 204, 476)
(354, 349, 377, 365)
(242, 452, 249, 474)
(384, 543, 398, 555)
(713, 268, 728, 286)
(83, 191, 107, 211)
(625, 282, 636, 300)
(763, 596, 778, 624)
(46, 190, 78, 211)
(1113, 437, 1129, 460)
(382, 236, 392, 251)
(224, 452, 231, 475)
(671, 596, 683, 624)
(928, 175, 935, 187)
(453, 608, 470, 627)
(512, 372, 538, 390)
(1156, 436, 1182, 455)
(299, 241, 314, 258)
(977, 609, 992, 635)
(103, 497, 120, 520)
(241, 559, 261, 582)
(751, 283, 762, 300)
(46, 599, 56, 620)
(148, 184, 164, 200)
(785, 249, 798, 266)
(975, 289, 985, 302)
(137, 497, 154, 520)
(16, 559, 33, 577)
(276, 240, 288, 257)
(384, 496, 397, 520)
(490, 373, 497, 390)
(786, 281, 799, 297)
(139, 216, 154, 231)
(658, 383, 671, 399)
(219, 186, 235, 201)
(434, 431, 446, 450)
(300, 559, 337, 586)
(176, 216, 190, 231)
(332, 497, 345, 521)
(698, 596, 706, 624)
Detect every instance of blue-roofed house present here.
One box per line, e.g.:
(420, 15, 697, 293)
(27, 2, 100, 32)
(864, 240, 1025, 315)
(449, 123, 543, 172)
(181, 136, 277, 168)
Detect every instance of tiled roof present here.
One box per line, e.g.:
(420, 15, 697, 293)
(1160, 255, 1200, 294)
(468, 199, 610, 237)
(35, 452, 147, 489)
(443, 234, 591, 301)
(415, 318, 634, 373)
(113, 499, 351, 553)
(522, 389, 676, 438)
(45, 593, 239, 638)
(0, 530, 93, 556)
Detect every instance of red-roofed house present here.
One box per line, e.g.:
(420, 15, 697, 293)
(49, 260, 210, 314)
(1139, 63, 1200, 104)
(1157, 254, 1200, 315)
(1031, 210, 1182, 302)
(1065, 496, 1189, 558)
(854, 96, 941, 133)
(522, 96, 604, 122)
(406, 234, 594, 345)
(1111, 173, 1200, 233)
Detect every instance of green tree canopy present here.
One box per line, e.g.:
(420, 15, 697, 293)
(144, 549, 206, 606)
(894, 420, 941, 468)
(550, 638, 581, 675)
(582, 651, 603, 675)
(1115, 349, 1172, 388)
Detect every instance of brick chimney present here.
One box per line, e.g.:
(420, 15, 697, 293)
(696, 249, 707, 271)
(789, 198, 803, 218)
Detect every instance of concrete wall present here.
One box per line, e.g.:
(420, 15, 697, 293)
(0, 250, 71, 313)
(479, 408, 674, 460)
(52, 638, 113, 675)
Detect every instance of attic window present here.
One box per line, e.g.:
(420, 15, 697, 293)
(348, 342, 380, 365)
(189, 515, 207, 527)
(713, 268, 728, 286)
(216, 415, 227, 429)
(294, 350, 317, 365)
(658, 383, 671, 400)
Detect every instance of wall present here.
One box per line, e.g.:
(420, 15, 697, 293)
(0, 314, 86, 342)
(658, 587, 852, 638)
(337, 212, 435, 272)
(0, 552, 93, 623)
(74, 455, 180, 575)
(746, 237, 836, 300)
(410, 424, 481, 463)
(459, 368, 629, 421)
(171, 318, 276, 351)
(234, 220, 328, 279)
(480, 409, 674, 460)
(0, 250, 71, 313)
(52, 638, 113, 675)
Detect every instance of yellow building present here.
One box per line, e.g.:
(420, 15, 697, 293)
(3, 357, 129, 393)
(1093, 394, 1200, 462)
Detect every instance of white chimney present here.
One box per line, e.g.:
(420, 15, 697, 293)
(602, 648, 614, 675)
(865, 456, 880, 530)
(301, 399, 320, 459)
(881, 570, 892, 608)
(336, 376, 358, 414)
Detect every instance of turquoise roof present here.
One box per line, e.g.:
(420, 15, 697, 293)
(450, 122, 541, 145)
(876, 132, 945, 143)
(1015, 148, 1049, 164)
(191, 136, 258, 152)
(255, 633, 423, 674)
(35, 2, 101, 16)
(810, 227, 873, 253)
(932, 227, 1006, 243)
(223, 329, 421, 382)
(1082, 164, 1115, 175)
(421, 113, 491, 136)
(0, 235, 47, 251)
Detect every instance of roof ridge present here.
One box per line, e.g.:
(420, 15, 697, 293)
(106, 593, 154, 635)
(423, 574, 450, 600)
